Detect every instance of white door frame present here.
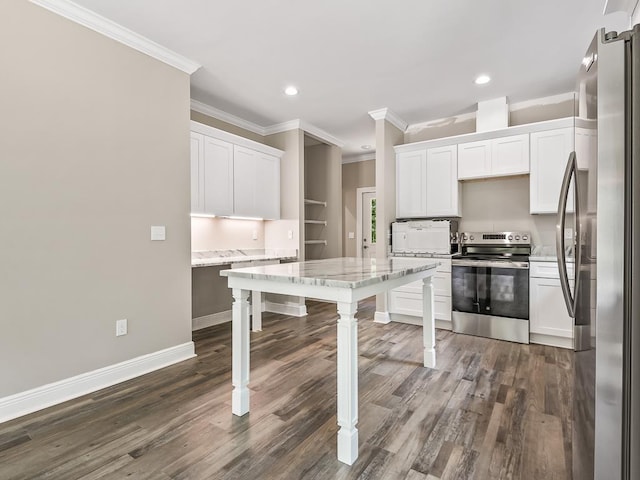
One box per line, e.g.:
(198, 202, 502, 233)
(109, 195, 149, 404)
(356, 187, 376, 258)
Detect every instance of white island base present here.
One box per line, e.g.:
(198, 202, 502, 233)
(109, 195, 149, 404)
(221, 257, 439, 465)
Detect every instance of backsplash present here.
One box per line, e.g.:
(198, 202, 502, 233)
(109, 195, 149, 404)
(191, 217, 264, 251)
(458, 175, 557, 247)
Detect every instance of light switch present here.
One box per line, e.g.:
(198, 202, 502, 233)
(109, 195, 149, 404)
(348, 232, 355, 239)
(287, 230, 293, 239)
(151, 226, 166, 241)
(252, 230, 258, 240)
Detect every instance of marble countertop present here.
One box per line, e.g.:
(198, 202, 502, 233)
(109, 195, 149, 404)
(192, 249, 298, 267)
(220, 257, 439, 289)
(529, 245, 574, 263)
(391, 252, 460, 259)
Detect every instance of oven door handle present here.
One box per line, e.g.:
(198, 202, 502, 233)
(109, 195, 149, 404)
(452, 260, 529, 269)
(555, 151, 581, 319)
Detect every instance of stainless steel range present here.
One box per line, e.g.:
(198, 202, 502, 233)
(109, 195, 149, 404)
(451, 232, 531, 343)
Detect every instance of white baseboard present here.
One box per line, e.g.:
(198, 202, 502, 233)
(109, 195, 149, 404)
(529, 333, 573, 349)
(374, 311, 391, 324)
(0, 342, 196, 424)
(264, 301, 308, 317)
(192, 310, 232, 330)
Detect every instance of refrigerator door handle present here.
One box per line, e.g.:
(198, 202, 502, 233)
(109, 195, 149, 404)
(556, 151, 581, 318)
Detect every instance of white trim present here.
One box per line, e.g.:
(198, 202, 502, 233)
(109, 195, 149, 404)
(29, 0, 200, 74)
(190, 120, 284, 157)
(373, 311, 391, 324)
(0, 342, 196, 424)
(191, 101, 346, 149)
(264, 301, 308, 317)
(342, 153, 375, 164)
(405, 110, 476, 135)
(509, 92, 576, 111)
(395, 116, 576, 154)
(264, 119, 345, 148)
(356, 187, 376, 259)
(529, 333, 573, 349)
(368, 108, 408, 132)
(299, 120, 345, 148)
(192, 310, 232, 330)
(191, 100, 265, 136)
(263, 119, 301, 135)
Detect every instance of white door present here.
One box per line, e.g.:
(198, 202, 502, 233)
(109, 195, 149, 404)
(362, 191, 376, 258)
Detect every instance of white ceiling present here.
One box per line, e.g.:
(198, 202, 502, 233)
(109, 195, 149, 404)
(71, 0, 629, 156)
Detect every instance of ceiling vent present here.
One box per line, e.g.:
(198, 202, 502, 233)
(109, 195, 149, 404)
(476, 97, 508, 132)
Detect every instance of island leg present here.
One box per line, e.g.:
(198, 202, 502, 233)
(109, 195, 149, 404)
(422, 276, 436, 368)
(336, 301, 359, 465)
(232, 288, 251, 416)
(251, 290, 262, 332)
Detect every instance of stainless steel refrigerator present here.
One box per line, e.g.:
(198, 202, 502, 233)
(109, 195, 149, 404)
(556, 25, 640, 480)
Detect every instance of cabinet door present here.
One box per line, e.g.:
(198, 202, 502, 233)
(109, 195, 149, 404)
(426, 145, 459, 217)
(491, 134, 529, 176)
(530, 127, 574, 214)
(530, 277, 574, 338)
(457, 140, 491, 180)
(233, 145, 258, 218)
(203, 136, 234, 216)
(396, 150, 427, 218)
(190, 132, 205, 214)
(255, 152, 280, 219)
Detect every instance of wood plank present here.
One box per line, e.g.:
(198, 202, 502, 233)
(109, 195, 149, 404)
(0, 298, 572, 480)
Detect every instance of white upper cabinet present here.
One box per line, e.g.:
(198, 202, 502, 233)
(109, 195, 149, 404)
(457, 140, 491, 179)
(190, 132, 205, 214)
(426, 145, 460, 217)
(396, 146, 459, 218)
(233, 146, 280, 220)
(530, 127, 574, 214)
(190, 121, 283, 219)
(458, 134, 529, 180)
(396, 150, 427, 218)
(203, 136, 234, 216)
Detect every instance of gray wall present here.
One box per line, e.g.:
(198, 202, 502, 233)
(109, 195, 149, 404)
(342, 160, 375, 257)
(304, 143, 343, 259)
(0, 1, 192, 397)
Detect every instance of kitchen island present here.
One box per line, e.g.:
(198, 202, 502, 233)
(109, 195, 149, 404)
(221, 256, 439, 465)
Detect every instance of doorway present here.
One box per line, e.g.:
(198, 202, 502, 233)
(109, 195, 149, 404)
(356, 187, 376, 258)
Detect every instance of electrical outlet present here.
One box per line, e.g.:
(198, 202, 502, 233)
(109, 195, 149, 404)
(252, 230, 258, 240)
(116, 319, 128, 336)
(287, 230, 293, 239)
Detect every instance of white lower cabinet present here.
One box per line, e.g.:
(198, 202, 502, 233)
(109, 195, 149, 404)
(389, 259, 452, 328)
(529, 261, 574, 348)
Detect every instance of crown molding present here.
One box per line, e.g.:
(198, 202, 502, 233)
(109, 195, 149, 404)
(30, 0, 201, 74)
(298, 120, 345, 148)
(342, 152, 375, 164)
(263, 119, 301, 136)
(190, 100, 266, 136)
(509, 91, 575, 111)
(368, 108, 408, 132)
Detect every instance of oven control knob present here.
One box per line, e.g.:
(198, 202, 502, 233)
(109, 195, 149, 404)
(470, 235, 475, 240)
(515, 235, 520, 240)
(523, 234, 528, 241)
(508, 235, 513, 240)
(463, 234, 468, 241)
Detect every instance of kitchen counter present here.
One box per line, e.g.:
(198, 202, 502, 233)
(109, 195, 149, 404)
(220, 256, 439, 465)
(391, 252, 460, 259)
(191, 249, 298, 267)
(529, 245, 574, 262)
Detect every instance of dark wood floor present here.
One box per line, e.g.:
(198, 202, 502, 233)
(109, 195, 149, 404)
(0, 298, 573, 479)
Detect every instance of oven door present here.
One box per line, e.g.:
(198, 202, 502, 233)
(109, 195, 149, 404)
(451, 259, 530, 343)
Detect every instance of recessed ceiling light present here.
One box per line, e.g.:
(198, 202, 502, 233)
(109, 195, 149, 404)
(284, 86, 299, 96)
(361, 144, 372, 150)
(474, 75, 491, 85)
